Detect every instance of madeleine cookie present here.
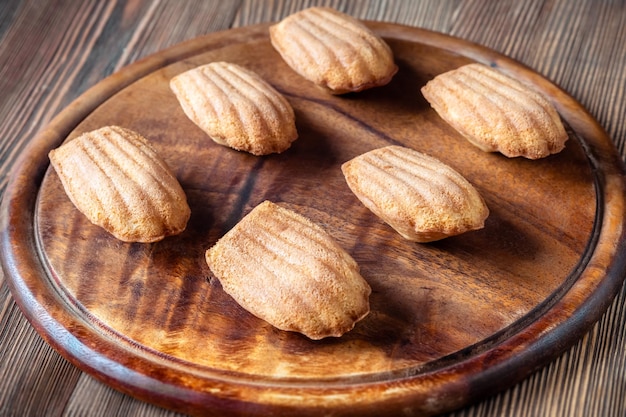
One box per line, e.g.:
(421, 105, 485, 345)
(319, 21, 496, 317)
(206, 201, 371, 340)
(170, 62, 298, 155)
(48, 126, 190, 243)
(269, 7, 398, 94)
(421, 63, 568, 159)
(342, 146, 489, 242)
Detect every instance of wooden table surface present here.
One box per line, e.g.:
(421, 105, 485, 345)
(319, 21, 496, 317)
(1, 1, 625, 416)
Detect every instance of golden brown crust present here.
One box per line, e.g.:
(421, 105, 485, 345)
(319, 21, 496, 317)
(269, 7, 398, 94)
(48, 126, 191, 243)
(342, 146, 489, 242)
(170, 62, 298, 155)
(421, 63, 568, 159)
(206, 201, 371, 340)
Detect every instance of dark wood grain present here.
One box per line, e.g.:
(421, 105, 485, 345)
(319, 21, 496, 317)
(2, 20, 625, 416)
(1, 1, 625, 417)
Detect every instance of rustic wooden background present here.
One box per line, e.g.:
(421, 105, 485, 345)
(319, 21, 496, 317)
(1, 0, 625, 416)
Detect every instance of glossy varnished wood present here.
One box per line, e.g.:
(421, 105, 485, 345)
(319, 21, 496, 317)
(1, 21, 625, 416)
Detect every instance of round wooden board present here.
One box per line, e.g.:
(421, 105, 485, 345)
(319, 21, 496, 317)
(2, 22, 626, 417)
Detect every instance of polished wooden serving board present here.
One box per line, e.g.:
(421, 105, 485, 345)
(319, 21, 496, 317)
(2, 22, 625, 417)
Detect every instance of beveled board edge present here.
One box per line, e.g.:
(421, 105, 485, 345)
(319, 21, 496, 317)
(1, 22, 625, 417)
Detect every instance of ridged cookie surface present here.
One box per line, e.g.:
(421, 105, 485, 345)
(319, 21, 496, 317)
(170, 62, 298, 155)
(269, 7, 398, 94)
(421, 63, 568, 159)
(342, 146, 489, 242)
(48, 126, 190, 243)
(206, 201, 371, 340)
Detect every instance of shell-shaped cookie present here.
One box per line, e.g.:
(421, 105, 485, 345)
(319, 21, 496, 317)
(269, 7, 398, 94)
(342, 146, 489, 242)
(421, 63, 568, 159)
(206, 201, 371, 340)
(48, 126, 191, 243)
(170, 62, 298, 156)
